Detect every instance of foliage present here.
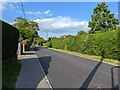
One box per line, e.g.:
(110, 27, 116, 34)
(77, 30, 86, 35)
(44, 30, 119, 60)
(22, 38, 33, 51)
(118, 29, 120, 61)
(2, 60, 21, 88)
(48, 37, 52, 42)
(43, 38, 52, 47)
(13, 17, 39, 50)
(64, 45, 68, 51)
(88, 2, 119, 33)
(13, 17, 39, 40)
(66, 35, 72, 38)
(2, 20, 19, 60)
(33, 36, 45, 46)
(85, 30, 118, 59)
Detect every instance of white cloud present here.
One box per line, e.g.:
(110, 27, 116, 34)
(25, 11, 41, 15)
(43, 10, 53, 16)
(44, 10, 50, 14)
(1, 0, 23, 2)
(0, 1, 19, 13)
(39, 16, 44, 19)
(17, 10, 52, 17)
(34, 16, 90, 33)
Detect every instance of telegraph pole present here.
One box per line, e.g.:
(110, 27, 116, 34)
(47, 32, 48, 40)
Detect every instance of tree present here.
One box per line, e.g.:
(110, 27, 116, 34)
(77, 30, 86, 35)
(33, 36, 45, 46)
(13, 17, 39, 41)
(88, 2, 119, 33)
(66, 35, 72, 38)
(48, 37, 51, 42)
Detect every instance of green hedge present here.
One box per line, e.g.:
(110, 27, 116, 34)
(118, 30, 120, 61)
(85, 30, 118, 59)
(2, 20, 19, 60)
(46, 30, 119, 60)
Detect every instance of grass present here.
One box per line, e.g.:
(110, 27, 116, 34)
(48, 47, 119, 65)
(2, 60, 21, 88)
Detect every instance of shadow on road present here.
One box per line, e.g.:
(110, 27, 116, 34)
(16, 57, 51, 88)
(32, 46, 48, 51)
(22, 52, 35, 55)
(39, 56, 52, 75)
(80, 58, 119, 89)
(16, 46, 52, 88)
(80, 59, 103, 89)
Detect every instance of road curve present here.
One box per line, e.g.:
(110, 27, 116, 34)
(33, 46, 119, 89)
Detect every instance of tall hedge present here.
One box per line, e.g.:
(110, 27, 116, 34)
(2, 20, 19, 60)
(85, 30, 118, 59)
(118, 30, 120, 61)
(47, 30, 119, 60)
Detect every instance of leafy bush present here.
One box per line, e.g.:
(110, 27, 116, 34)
(50, 30, 119, 60)
(64, 45, 68, 51)
(77, 30, 86, 35)
(22, 38, 33, 51)
(2, 60, 21, 88)
(2, 20, 19, 60)
(33, 37, 45, 46)
(85, 30, 118, 59)
(118, 30, 120, 61)
(43, 43, 47, 47)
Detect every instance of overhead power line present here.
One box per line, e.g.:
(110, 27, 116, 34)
(21, 0, 26, 19)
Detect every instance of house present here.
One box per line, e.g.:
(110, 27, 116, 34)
(60, 35, 66, 38)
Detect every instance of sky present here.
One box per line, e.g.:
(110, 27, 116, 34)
(1, 1, 119, 40)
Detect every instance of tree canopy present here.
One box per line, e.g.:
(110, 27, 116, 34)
(88, 2, 119, 33)
(13, 17, 39, 42)
(77, 31, 86, 35)
(33, 36, 45, 46)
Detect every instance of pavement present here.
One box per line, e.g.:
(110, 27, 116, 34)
(15, 46, 120, 89)
(34, 46, 120, 89)
(15, 47, 51, 89)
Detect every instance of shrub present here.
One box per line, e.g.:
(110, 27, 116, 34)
(22, 38, 32, 51)
(86, 30, 118, 59)
(2, 20, 19, 60)
(50, 30, 119, 60)
(64, 45, 68, 51)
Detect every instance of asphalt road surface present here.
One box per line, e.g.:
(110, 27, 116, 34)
(33, 46, 119, 89)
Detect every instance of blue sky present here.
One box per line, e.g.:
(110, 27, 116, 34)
(1, 2, 118, 39)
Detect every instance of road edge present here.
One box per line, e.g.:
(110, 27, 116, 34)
(32, 47, 53, 89)
(48, 48, 118, 66)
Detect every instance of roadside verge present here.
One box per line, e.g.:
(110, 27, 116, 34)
(48, 47, 119, 66)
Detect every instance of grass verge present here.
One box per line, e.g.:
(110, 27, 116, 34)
(2, 60, 21, 88)
(48, 47, 119, 66)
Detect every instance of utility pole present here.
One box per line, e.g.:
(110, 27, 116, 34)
(47, 32, 48, 40)
(21, 0, 26, 19)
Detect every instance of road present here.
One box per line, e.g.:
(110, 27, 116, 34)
(33, 46, 119, 89)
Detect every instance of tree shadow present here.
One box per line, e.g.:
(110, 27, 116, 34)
(80, 59, 103, 89)
(31, 46, 48, 51)
(39, 56, 51, 75)
(22, 52, 35, 55)
(16, 56, 51, 88)
(31, 46, 40, 51)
